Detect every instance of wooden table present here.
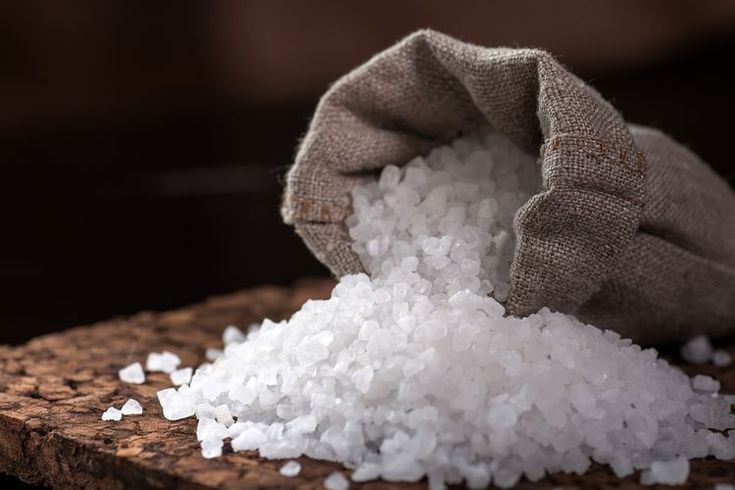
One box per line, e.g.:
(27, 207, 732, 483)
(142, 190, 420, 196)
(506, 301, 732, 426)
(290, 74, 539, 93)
(1, 278, 734, 489)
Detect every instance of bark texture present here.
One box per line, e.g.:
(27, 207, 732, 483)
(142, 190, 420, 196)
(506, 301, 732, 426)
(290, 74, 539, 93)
(1, 278, 734, 489)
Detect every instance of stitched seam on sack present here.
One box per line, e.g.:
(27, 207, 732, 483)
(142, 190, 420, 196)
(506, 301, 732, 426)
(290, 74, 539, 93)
(542, 135, 646, 175)
(285, 197, 352, 224)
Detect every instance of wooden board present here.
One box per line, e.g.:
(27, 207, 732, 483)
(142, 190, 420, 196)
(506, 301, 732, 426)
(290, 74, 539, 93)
(1, 278, 734, 489)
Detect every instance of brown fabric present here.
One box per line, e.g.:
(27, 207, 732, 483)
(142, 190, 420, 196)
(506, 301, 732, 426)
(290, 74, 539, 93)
(282, 29, 735, 343)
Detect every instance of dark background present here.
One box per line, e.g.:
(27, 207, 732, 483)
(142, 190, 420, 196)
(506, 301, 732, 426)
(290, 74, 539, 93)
(1, 1, 734, 345)
(1, 1, 735, 488)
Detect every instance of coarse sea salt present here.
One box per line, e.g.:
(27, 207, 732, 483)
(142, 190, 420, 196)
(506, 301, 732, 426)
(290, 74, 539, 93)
(201, 437, 224, 459)
(223, 325, 247, 345)
(157, 387, 195, 421)
(681, 335, 714, 365)
(639, 457, 689, 485)
(157, 130, 735, 487)
(121, 398, 143, 415)
(713, 350, 732, 367)
(681, 335, 732, 369)
(692, 375, 721, 393)
(279, 460, 302, 477)
(146, 351, 181, 374)
(118, 362, 145, 384)
(102, 407, 122, 421)
(324, 472, 349, 490)
(170, 367, 193, 386)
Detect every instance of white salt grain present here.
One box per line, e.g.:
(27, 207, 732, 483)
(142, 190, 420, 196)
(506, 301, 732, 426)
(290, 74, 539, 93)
(214, 404, 235, 427)
(157, 387, 194, 420)
(196, 417, 228, 441)
(121, 398, 143, 415)
(639, 458, 689, 485)
(201, 437, 223, 459)
(156, 130, 735, 487)
(279, 460, 302, 477)
(231, 426, 268, 451)
(351, 463, 381, 482)
(713, 350, 732, 367)
(222, 325, 247, 345)
(170, 367, 193, 386)
(118, 362, 145, 384)
(692, 375, 721, 392)
(681, 335, 713, 364)
(102, 407, 122, 421)
(205, 348, 223, 361)
(324, 471, 349, 490)
(715, 483, 735, 490)
(146, 351, 181, 373)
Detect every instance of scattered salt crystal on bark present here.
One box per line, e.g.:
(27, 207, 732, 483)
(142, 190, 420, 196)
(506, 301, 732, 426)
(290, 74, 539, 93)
(681, 335, 713, 364)
(713, 350, 732, 367)
(146, 351, 181, 373)
(170, 367, 193, 386)
(279, 460, 302, 477)
(639, 458, 689, 485)
(323, 472, 349, 490)
(121, 398, 143, 415)
(201, 437, 223, 459)
(118, 362, 145, 384)
(102, 407, 122, 421)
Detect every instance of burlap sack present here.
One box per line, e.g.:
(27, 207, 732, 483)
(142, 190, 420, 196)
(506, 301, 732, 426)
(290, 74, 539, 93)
(281, 29, 735, 343)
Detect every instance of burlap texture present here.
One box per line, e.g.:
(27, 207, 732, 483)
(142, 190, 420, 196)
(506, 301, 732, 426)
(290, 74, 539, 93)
(282, 29, 735, 343)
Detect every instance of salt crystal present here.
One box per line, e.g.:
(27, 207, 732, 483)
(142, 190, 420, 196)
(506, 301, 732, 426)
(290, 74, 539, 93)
(323, 471, 349, 490)
(229, 382, 257, 405)
(206, 348, 223, 361)
(713, 350, 732, 367)
(231, 426, 268, 451)
(101, 407, 122, 421)
(487, 404, 518, 430)
(170, 367, 193, 386)
(197, 417, 228, 441)
(295, 338, 329, 366)
(201, 437, 223, 459)
(692, 375, 721, 392)
(223, 325, 247, 345)
(157, 388, 194, 420)
(146, 351, 181, 373)
(279, 460, 302, 477)
(351, 462, 381, 482)
(639, 457, 689, 485)
(195, 403, 217, 419)
(214, 404, 235, 427)
(118, 362, 145, 384)
(378, 165, 401, 191)
(681, 335, 713, 364)
(121, 398, 143, 415)
(351, 366, 374, 393)
(715, 484, 735, 490)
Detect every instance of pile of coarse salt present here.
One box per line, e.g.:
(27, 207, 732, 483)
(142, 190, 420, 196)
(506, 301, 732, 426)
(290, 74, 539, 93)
(156, 131, 735, 488)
